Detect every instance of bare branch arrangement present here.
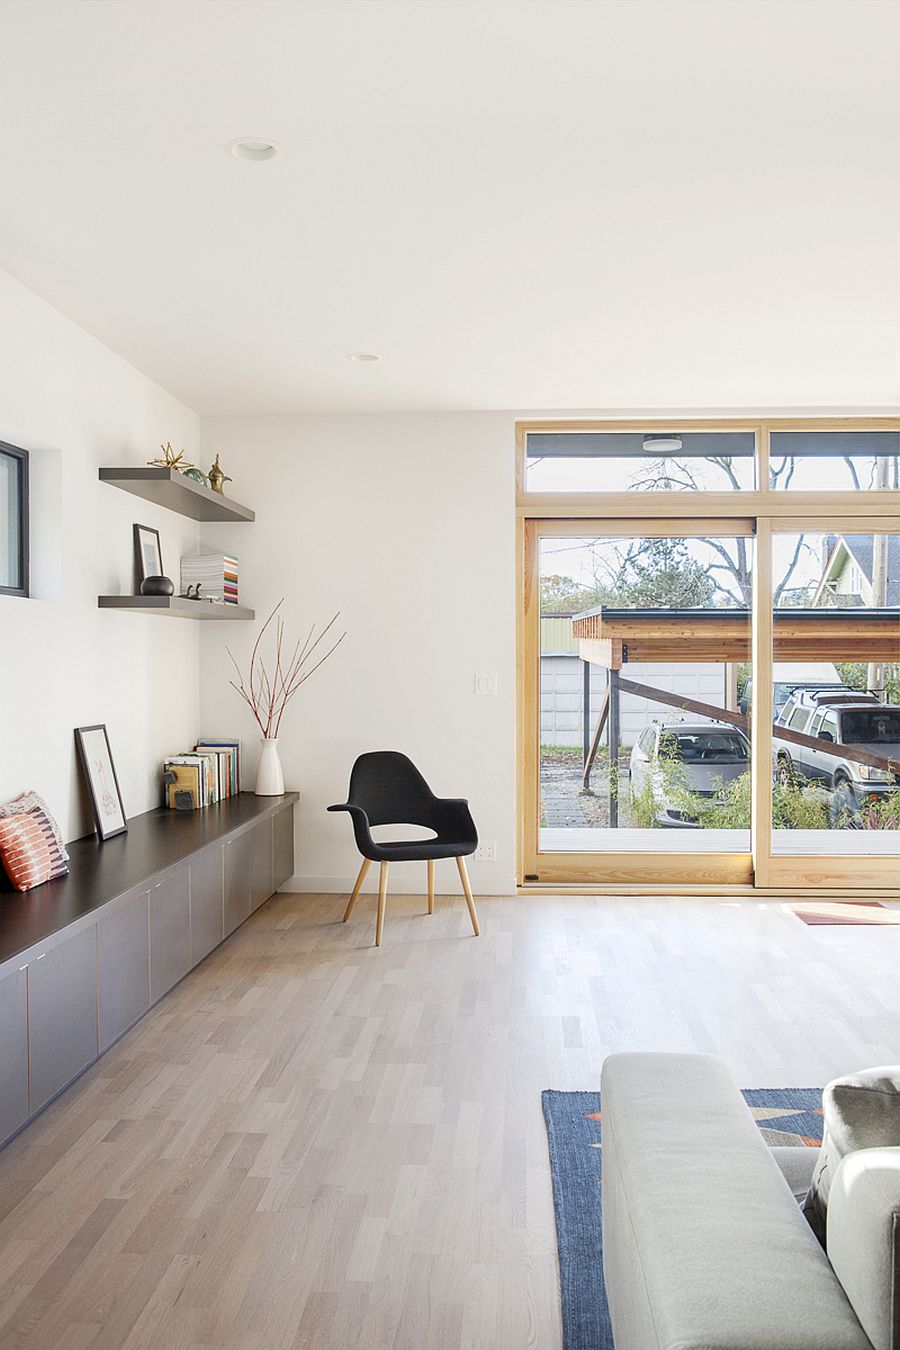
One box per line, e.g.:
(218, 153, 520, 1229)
(227, 600, 346, 739)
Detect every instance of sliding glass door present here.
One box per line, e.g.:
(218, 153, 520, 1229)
(758, 520, 900, 889)
(517, 420, 900, 892)
(523, 518, 754, 886)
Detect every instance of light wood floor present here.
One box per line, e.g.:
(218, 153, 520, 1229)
(2, 890, 900, 1349)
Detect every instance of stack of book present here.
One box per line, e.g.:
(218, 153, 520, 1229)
(164, 739, 241, 809)
(180, 553, 239, 605)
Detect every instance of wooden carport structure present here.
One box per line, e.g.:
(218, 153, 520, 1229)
(574, 606, 900, 824)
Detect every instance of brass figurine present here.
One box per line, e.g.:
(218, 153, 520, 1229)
(148, 441, 195, 472)
(207, 454, 232, 495)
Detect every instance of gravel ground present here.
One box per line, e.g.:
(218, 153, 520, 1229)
(540, 748, 634, 829)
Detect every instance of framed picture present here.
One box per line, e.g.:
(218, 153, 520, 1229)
(75, 725, 127, 840)
(133, 523, 163, 590)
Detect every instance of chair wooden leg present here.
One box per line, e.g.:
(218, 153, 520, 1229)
(455, 856, 480, 936)
(343, 858, 371, 923)
(427, 859, 435, 915)
(375, 861, 389, 947)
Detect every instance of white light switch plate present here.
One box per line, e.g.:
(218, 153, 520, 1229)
(475, 674, 498, 696)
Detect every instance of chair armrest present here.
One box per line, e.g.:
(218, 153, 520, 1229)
(327, 802, 370, 823)
(434, 797, 477, 842)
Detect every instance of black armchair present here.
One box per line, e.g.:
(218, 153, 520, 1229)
(328, 751, 480, 946)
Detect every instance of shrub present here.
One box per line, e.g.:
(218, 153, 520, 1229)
(847, 794, 900, 830)
(772, 781, 829, 830)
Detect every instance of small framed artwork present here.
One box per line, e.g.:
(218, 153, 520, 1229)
(75, 725, 127, 840)
(133, 523, 163, 590)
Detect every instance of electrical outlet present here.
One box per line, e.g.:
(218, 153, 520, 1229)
(474, 840, 496, 861)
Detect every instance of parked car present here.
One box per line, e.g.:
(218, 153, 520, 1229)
(629, 721, 750, 828)
(774, 690, 900, 822)
(740, 662, 845, 719)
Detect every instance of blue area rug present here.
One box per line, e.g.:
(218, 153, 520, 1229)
(542, 1086, 823, 1350)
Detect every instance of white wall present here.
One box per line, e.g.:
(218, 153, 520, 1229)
(0, 268, 201, 842)
(198, 413, 516, 894)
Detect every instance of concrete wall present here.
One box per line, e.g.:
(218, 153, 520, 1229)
(541, 656, 727, 748)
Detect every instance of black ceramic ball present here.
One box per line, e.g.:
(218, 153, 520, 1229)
(141, 575, 175, 597)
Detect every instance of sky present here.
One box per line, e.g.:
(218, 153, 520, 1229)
(534, 449, 900, 605)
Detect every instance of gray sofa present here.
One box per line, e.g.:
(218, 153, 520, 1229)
(601, 1053, 900, 1350)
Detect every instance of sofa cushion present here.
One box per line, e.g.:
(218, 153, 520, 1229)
(827, 1146, 900, 1350)
(772, 1145, 820, 1202)
(0, 792, 69, 892)
(804, 1068, 900, 1244)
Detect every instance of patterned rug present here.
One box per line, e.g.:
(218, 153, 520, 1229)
(542, 1087, 823, 1350)
(790, 900, 900, 926)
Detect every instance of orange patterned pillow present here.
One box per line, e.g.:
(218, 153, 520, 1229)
(0, 800, 69, 892)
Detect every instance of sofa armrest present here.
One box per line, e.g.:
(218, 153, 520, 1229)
(601, 1053, 872, 1350)
(828, 1147, 900, 1350)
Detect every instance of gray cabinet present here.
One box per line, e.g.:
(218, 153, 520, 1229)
(0, 797, 295, 1153)
(0, 966, 28, 1145)
(273, 806, 294, 890)
(250, 816, 274, 911)
(98, 888, 150, 1052)
(150, 862, 191, 1001)
(224, 832, 252, 936)
(28, 925, 98, 1113)
(190, 845, 223, 963)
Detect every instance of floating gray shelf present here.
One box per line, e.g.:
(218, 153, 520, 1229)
(99, 467, 255, 523)
(98, 596, 255, 620)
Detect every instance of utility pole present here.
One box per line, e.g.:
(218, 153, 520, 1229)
(867, 455, 890, 697)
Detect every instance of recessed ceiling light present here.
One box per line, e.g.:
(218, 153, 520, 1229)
(348, 352, 379, 363)
(227, 137, 283, 163)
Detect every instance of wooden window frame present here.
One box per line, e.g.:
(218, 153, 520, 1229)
(516, 418, 900, 896)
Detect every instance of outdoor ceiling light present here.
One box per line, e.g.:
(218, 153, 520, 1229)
(642, 435, 683, 453)
(226, 137, 283, 162)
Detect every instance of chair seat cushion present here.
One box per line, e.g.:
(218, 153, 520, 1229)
(363, 838, 473, 862)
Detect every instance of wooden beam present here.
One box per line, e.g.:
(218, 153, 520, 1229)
(583, 688, 610, 789)
(616, 675, 900, 775)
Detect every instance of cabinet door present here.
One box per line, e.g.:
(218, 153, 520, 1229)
(150, 862, 191, 1002)
(224, 831, 252, 936)
(98, 888, 150, 1052)
(28, 924, 99, 1113)
(190, 844, 223, 963)
(0, 965, 28, 1144)
(273, 806, 294, 890)
(250, 817, 274, 911)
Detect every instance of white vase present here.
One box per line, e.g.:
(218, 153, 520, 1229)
(255, 737, 285, 796)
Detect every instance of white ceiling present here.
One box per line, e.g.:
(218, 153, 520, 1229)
(1, 0, 899, 415)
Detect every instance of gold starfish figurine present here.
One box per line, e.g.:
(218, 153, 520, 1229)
(148, 441, 195, 472)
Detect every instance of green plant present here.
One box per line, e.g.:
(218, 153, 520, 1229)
(848, 794, 900, 830)
(629, 773, 662, 828)
(836, 662, 900, 703)
(694, 771, 752, 829)
(772, 781, 829, 830)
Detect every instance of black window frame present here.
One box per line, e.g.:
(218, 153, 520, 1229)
(0, 440, 29, 598)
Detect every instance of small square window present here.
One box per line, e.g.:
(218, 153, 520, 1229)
(0, 441, 29, 597)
